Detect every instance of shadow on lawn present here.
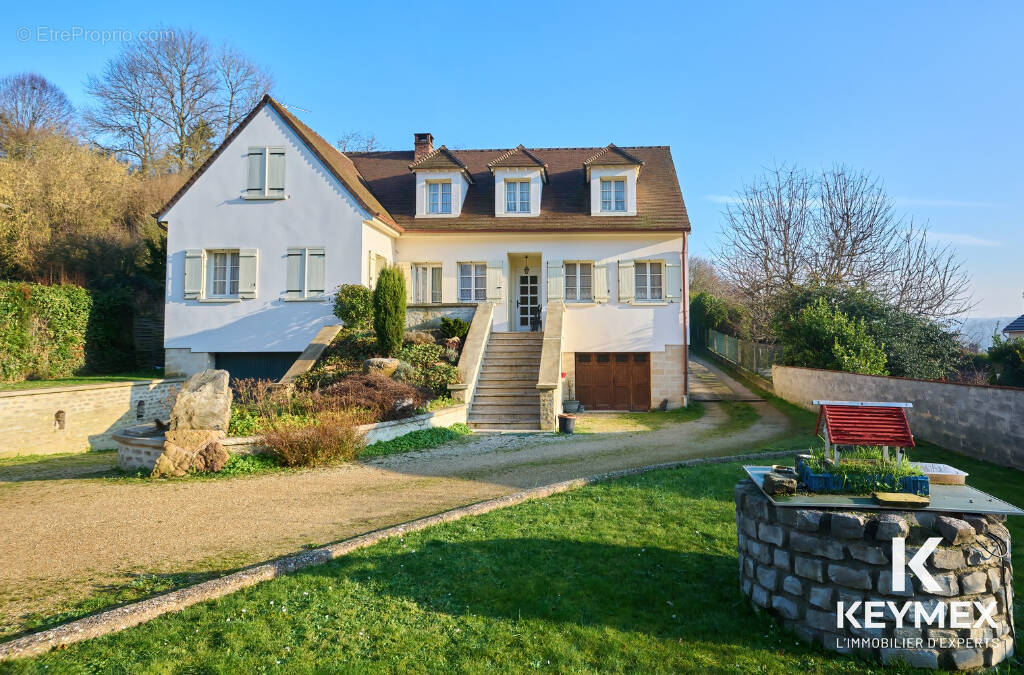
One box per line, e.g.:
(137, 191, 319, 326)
(304, 537, 755, 642)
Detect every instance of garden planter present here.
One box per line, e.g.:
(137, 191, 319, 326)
(557, 413, 576, 434)
(799, 463, 930, 495)
(562, 400, 580, 413)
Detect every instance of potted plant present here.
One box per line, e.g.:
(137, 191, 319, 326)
(562, 372, 580, 413)
(557, 413, 577, 434)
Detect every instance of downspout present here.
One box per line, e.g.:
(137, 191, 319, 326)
(682, 231, 690, 406)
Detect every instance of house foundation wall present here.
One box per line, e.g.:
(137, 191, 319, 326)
(164, 348, 215, 377)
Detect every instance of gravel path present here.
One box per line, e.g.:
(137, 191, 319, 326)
(0, 360, 790, 636)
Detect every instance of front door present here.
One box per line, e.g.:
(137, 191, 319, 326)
(516, 273, 540, 331)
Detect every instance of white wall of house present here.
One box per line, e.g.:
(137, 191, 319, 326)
(492, 167, 543, 217)
(413, 169, 470, 217)
(162, 105, 375, 354)
(395, 232, 685, 352)
(588, 166, 639, 216)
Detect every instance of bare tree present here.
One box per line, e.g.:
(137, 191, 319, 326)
(216, 46, 273, 139)
(0, 73, 75, 146)
(715, 163, 972, 328)
(336, 132, 380, 152)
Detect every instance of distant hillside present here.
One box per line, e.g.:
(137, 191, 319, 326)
(959, 316, 1018, 351)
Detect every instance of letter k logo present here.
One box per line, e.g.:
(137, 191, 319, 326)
(892, 537, 942, 593)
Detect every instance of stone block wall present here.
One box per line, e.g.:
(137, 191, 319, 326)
(772, 365, 1024, 471)
(651, 345, 686, 409)
(165, 348, 215, 377)
(734, 480, 1014, 670)
(0, 379, 184, 457)
(406, 303, 477, 332)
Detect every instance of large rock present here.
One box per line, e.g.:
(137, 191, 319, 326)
(169, 369, 232, 431)
(363, 357, 400, 377)
(151, 430, 226, 478)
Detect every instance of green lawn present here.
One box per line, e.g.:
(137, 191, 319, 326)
(9, 440, 1020, 673)
(0, 369, 168, 391)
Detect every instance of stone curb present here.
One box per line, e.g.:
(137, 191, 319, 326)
(0, 449, 793, 662)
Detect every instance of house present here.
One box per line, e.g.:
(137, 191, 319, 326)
(1003, 315, 1024, 340)
(157, 95, 691, 430)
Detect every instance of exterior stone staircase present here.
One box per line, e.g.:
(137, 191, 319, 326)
(467, 332, 543, 431)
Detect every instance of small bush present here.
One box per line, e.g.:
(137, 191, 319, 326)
(398, 343, 460, 394)
(333, 284, 373, 330)
(295, 330, 377, 389)
(373, 267, 406, 357)
(988, 335, 1024, 387)
(403, 330, 435, 345)
(392, 361, 416, 383)
(0, 282, 91, 381)
(262, 412, 366, 467)
(776, 297, 887, 375)
(322, 373, 430, 421)
(443, 346, 460, 364)
(440, 316, 471, 342)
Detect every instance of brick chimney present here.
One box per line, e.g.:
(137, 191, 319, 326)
(414, 133, 434, 162)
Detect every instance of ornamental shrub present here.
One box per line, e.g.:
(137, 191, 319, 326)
(439, 316, 471, 342)
(398, 343, 459, 394)
(373, 267, 406, 357)
(776, 296, 887, 375)
(988, 335, 1024, 387)
(0, 282, 91, 381)
(333, 284, 373, 330)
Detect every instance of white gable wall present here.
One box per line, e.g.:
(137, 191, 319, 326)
(163, 105, 379, 354)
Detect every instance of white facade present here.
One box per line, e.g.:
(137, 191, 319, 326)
(162, 105, 397, 355)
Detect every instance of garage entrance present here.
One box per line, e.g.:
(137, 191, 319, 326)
(574, 352, 651, 411)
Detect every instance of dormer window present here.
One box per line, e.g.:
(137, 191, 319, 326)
(428, 181, 452, 214)
(600, 179, 626, 212)
(505, 180, 531, 213)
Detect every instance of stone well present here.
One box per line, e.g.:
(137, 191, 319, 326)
(734, 480, 1015, 670)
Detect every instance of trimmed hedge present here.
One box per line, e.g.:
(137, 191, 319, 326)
(0, 282, 91, 381)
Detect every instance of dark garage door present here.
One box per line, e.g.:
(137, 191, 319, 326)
(575, 352, 651, 412)
(215, 352, 301, 382)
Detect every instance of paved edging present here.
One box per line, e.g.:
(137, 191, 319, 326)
(0, 449, 794, 662)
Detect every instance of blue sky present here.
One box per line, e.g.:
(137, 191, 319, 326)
(3, 1, 1022, 318)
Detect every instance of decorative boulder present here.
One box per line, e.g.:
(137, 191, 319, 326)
(363, 357, 400, 377)
(151, 430, 226, 478)
(169, 369, 232, 431)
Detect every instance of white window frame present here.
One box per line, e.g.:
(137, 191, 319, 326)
(208, 249, 240, 299)
(458, 262, 487, 302)
(505, 179, 531, 213)
(634, 260, 664, 302)
(285, 247, 326, 300)
(564, 261, 594, 303)
(413, 263, 443, 304)
(427, 180, 452, 214)
(600, 178, 627, 212)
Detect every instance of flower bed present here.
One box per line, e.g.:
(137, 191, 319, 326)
(796, 447, 929, 495)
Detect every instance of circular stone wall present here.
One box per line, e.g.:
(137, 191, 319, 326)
(734, 480, 1015, 670)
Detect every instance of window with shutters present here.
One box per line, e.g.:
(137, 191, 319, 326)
(413, 264, 443, 304)
(427, 181, 452, 214)
(285, 248, 326, 300)
(208, 250, 240, 298)
(504, 180, 530, 213)
(634, 261, 664, 302)
(600, 178, 626, 212)
(246, 147, 285, 199)
(564, 262, 594, 302)
(458, 263, 487, 302)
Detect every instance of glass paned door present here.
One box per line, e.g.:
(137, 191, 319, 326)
(517, 274, 540, 331)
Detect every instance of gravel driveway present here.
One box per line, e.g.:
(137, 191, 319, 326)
(0, 358, 790, 636)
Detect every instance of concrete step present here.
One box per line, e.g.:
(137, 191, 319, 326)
(468, 413, 542, 424)
(469, 426, 546, 433)
(488, 336, 544, 344)
(482, 357, 542, 367)
(472, 390, 540, 399)
(478, 369, 541, 379)
(484, 345, 544, 353)
(471, 402, 541, 414)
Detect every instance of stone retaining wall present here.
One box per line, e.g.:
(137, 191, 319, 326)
(772, 365, 1024, 471)
(405, 303, 477, 331)
(0, 379, 184, 457)
(734, 480, 1014, 670)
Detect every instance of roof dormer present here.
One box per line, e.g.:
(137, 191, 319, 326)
(408, 141, 473, 218)
(584, 144, 643, 217)
(488, 145, 547, 217)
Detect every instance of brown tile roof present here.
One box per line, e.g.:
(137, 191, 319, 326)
(583, 143, 645, 168)
(407, 145, 474, 183)
(349, 145, 689, 233)
(488, 145, 548, 170)
(156, 95, 400, 230)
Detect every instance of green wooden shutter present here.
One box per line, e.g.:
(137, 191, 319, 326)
(665, 260, 682, 303)
(396, 262, 413, 303)
(618, 260, 635, 304)
(485, 260, 504, 302)
(184, 249, 204, 299)
(267, 147, 285, 197)
(546, 259, 563, 301)
(285, 248, 304, 298)
(307, 247, 325, 295)
(238, 248, 259, 299)
(593, 263, 610, 303)
(246, 148, 265, 196)
(431, 266, 443, 303)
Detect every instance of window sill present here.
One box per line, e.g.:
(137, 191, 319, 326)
(198, 297, 242, 303)
(282, 296, 327, 302)
(243, 195, 287, 201)
(565, 301, 598, 306)
(416, 212, 458, 218)
(633, 301, 670, 306)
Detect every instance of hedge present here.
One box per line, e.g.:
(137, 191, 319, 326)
(0, 282, 91, 381)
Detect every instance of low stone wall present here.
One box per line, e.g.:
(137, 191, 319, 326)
(116, 406, 468, 471)
(405, 303, 477, 331)
(0, 379, 184, 457)
(772, 365, 1024, 471)
(734, 480, 1015, 670)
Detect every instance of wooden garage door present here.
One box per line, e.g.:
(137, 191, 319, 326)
(575, 353, 651, 412)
